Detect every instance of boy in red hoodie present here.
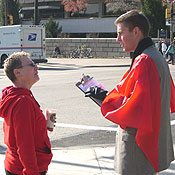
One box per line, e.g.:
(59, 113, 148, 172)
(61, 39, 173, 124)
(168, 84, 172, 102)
(0, 51, 52, 175)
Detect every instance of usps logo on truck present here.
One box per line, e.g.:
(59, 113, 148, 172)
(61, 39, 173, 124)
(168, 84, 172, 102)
(28, 33, 37, 41)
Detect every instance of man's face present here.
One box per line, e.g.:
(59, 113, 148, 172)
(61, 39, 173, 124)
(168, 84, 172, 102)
(116, 23, 139, 52)
(15, 57, 39, 88)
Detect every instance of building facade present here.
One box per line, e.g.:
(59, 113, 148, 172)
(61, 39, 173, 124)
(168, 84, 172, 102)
(18, 0, 140, 37)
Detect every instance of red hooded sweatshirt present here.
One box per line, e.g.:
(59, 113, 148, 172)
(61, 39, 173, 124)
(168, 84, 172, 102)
(0, 86, 52, 175)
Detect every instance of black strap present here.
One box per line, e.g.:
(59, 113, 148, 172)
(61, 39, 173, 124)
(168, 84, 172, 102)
(130, 37, 154, 70)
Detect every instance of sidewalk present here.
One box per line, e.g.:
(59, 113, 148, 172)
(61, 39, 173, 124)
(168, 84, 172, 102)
(48, 146, 115, 175)
(0, 146, 175, 175)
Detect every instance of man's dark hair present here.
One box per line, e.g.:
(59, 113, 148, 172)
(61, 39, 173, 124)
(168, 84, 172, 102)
(114, 10, 150, 37)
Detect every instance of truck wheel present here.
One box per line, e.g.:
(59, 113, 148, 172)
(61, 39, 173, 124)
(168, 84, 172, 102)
(1, 55, 8, 68)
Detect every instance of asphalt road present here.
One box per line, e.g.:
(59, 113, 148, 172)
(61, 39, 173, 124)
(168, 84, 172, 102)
(0, 58, 175, 149)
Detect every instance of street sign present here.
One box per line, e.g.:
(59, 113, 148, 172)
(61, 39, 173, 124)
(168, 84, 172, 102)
(166, 20, 171, 26)
(159, 29, 166, 38)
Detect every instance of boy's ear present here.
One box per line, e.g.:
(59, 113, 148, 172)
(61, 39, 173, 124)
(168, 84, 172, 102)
(13, 68, 21, 79)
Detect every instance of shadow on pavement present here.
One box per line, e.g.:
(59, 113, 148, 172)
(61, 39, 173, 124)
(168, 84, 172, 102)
(99, 155, 114, 161)
(0, 145, 6, 154)
(51, 129, 116, 148)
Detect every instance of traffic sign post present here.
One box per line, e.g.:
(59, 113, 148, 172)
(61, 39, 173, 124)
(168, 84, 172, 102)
(170, 1, 174, 41)
(158, 29, 167, 38)
(164, 1, 175, 41)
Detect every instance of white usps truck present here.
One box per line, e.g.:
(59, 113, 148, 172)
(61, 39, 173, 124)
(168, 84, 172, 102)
(0, 25, 47, 67)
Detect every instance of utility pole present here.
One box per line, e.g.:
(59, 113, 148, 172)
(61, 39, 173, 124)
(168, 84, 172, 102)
(34, 0, 39, 25)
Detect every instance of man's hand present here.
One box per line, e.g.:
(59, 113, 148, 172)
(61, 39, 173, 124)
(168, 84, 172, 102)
(85, 86, 108, 101)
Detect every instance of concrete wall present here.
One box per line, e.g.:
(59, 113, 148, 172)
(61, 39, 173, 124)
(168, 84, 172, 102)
(46, 38, 129, 58)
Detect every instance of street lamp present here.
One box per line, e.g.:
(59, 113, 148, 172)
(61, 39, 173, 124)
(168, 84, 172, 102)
(19, 9, 24, 24)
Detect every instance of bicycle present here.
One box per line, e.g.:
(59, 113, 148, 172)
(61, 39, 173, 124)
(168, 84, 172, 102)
(70, 44, 93, 58)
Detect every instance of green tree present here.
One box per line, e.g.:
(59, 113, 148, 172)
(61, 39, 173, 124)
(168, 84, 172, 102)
(0, 0, 4, 25)
(141, 0, 166, 37)
(9, 0, 20, 25)
(45, 17, 62, 38)
(0, 0, 19, 25)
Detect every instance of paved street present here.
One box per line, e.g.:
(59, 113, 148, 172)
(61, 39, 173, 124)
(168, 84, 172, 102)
(0, 58, 175, 174)
(0, 58, 133, 149)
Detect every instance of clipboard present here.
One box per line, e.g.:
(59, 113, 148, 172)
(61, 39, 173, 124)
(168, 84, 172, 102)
(75, 73, 108, 107)
(76, 81, 103, 106)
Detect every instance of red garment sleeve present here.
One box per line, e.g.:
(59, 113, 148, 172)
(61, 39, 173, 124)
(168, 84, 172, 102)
(13, 97, 40, 175)
(101, 59, 153, 131)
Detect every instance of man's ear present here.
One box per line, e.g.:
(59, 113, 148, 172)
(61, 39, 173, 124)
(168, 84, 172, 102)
(133, 26, 142, 37)
(133, 26, 140, 35)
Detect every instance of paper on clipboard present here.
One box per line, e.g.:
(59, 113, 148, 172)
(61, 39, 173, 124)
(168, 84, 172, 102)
(76, 74, 107, 106)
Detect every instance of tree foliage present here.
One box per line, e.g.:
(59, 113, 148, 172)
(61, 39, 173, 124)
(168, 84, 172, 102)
(0, 0, 20, 25)
(141, 0, 166, 37)
(8, 0, 20, 24)
(45, 17, 62, 38)
(105, 0, 140, 16)
(61, 0, 88, 14)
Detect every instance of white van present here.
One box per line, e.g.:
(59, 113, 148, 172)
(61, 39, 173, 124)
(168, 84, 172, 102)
(0, 25, 47, 67)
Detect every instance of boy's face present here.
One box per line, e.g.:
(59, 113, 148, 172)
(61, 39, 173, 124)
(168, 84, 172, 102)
(116, 23, 140, 53)
(14, 57, 39, 88)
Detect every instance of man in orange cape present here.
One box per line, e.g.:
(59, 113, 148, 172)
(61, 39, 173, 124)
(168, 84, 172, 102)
(100, 10, 175, 175)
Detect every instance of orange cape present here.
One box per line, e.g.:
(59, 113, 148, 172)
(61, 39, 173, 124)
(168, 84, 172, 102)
(101, 54, 175, 171)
